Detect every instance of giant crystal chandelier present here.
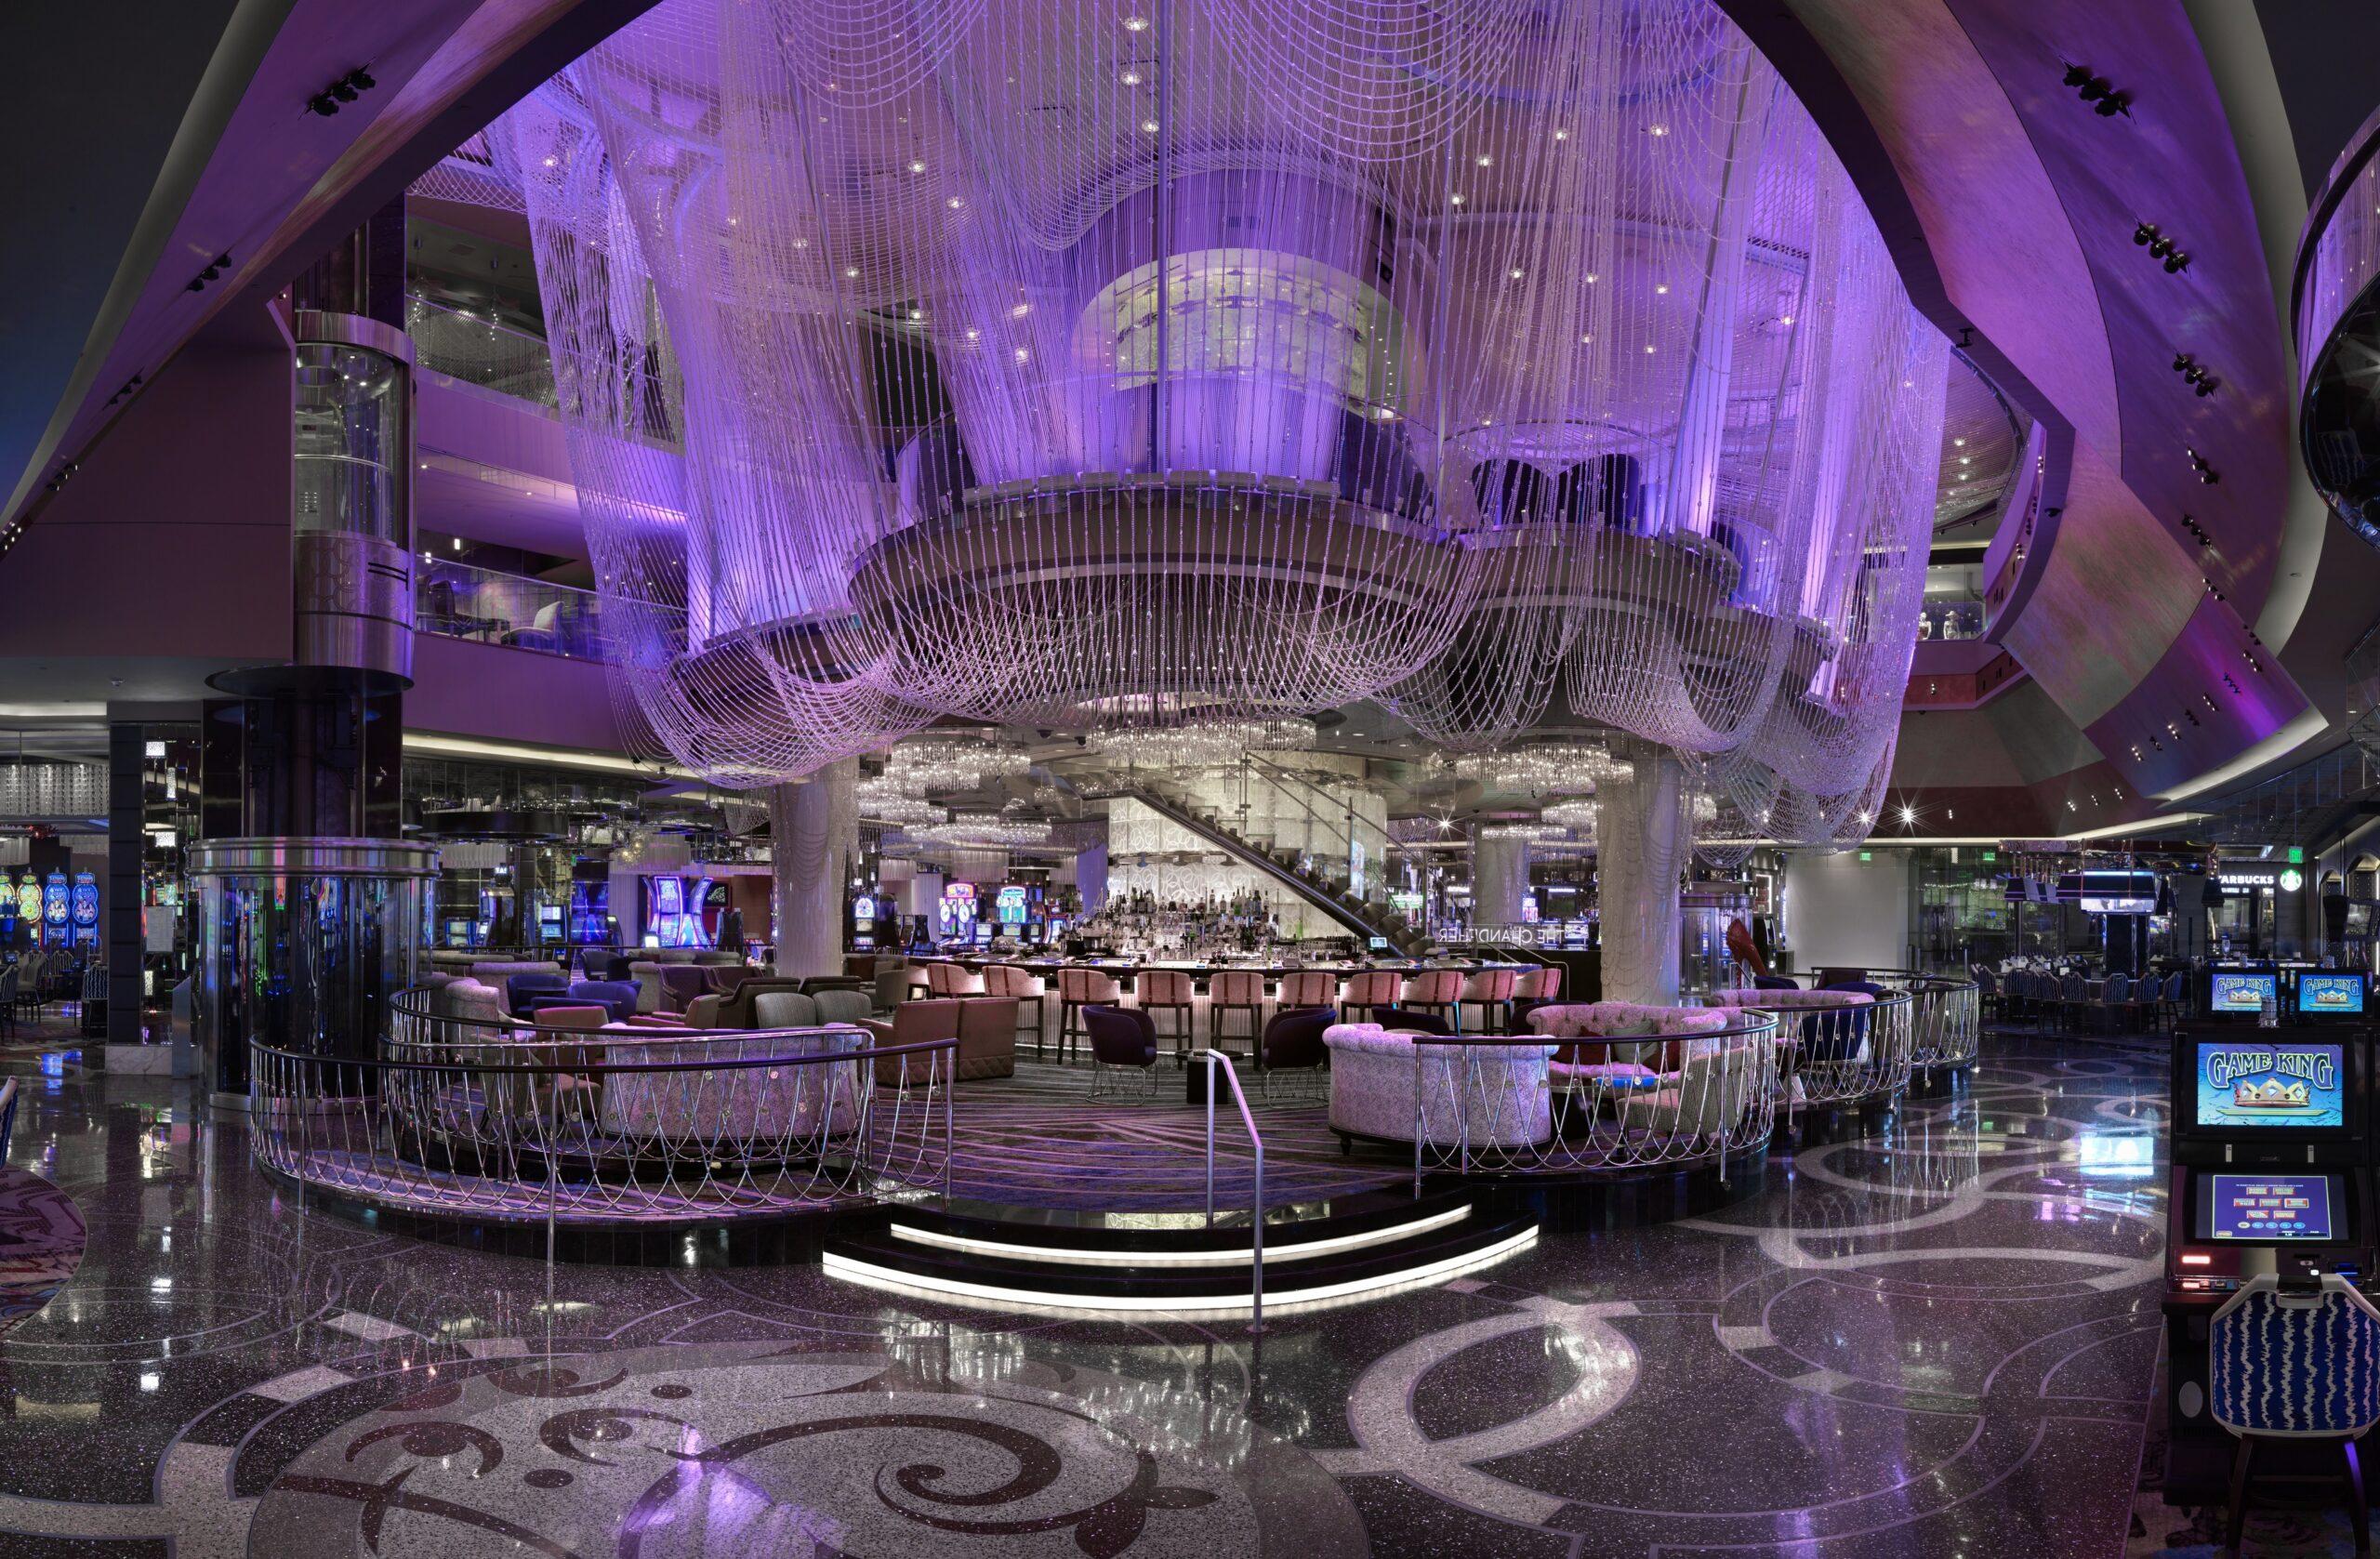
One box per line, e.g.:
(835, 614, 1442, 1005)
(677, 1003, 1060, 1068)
(496, 0, 1944, 846)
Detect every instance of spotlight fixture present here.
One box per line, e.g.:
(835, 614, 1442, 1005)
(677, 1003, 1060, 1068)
(307, 67, 377, 116)
(2059, 61, 2130, 117)
(2186, 447, 2219, 484)
(2134, 223, 2189, 273)
(185, 253, 231, 293)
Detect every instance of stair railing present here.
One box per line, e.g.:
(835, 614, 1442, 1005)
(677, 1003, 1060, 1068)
(1198, 1048, 1265, 1333)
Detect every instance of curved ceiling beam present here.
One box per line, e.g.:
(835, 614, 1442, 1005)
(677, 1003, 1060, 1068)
(0, 0, 661, 538)
(1724, 0, 2315, 822)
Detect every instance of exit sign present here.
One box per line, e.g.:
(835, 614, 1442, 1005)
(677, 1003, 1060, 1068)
(1982, 850, 1997, 863)
(1858, 851, 1873, 862)
(2289, 847, 2305, 864)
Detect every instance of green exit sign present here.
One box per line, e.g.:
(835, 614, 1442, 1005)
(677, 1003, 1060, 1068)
(2289, 847, 2305, 864)
(1858, 850, 1873, 862)
(1981, 850, 1997, 863)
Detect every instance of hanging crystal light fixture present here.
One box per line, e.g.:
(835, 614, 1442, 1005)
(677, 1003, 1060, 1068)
(1453, 740, 1628, 799)
(911, 813, 1057, 850)
(1541, 798, 1600, 837)
(488, 0, 1945, 854)
(853, 782, 945, 828)
(1096, 715, 1319, 773)
(881, 730, 1019, 794)
(1477, 822, 1567, 842)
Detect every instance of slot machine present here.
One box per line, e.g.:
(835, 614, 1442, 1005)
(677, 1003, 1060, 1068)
(14, 875, 39, 939)
(2162, 1024, 2373, 1500)
(646, 877, 689, 947)
(71, 871, 99, 948)
(42, 871, 69, 948)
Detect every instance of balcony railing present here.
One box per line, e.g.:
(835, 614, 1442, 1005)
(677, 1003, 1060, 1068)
(416, 561, 611, 660)
(405, 296, 558, 407)
(404, 292, 680, 443)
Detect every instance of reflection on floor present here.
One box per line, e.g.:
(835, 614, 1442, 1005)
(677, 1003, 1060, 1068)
(0, 1032, 2171, 1557)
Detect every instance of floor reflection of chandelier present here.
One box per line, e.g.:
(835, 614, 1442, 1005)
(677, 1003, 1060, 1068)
(494, 0, 1942, 837)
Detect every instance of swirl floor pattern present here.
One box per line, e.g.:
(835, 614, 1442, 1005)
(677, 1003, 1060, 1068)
(0, 1035, 2175, 1558)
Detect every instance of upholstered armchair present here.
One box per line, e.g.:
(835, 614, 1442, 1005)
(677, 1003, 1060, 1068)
(1260, 1005, 1335, 1099)
(1322, 1024, 1555, 1150)
(1084, 1004, 1158, 1097)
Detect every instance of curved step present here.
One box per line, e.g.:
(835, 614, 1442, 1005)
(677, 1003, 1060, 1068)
(822, 1192, 1535, 1315)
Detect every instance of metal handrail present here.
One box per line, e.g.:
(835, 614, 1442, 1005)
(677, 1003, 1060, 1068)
(1197, 1049, 1266, 1334)
(258, 997, 958, 1246)
(1240, 754, 1359, 868)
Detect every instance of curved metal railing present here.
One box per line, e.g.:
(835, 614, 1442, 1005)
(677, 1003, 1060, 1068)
(248, 991, 953, 1226)
(1868, 971, 1982, 1075)
(1701, 986, 1916, 1111)
(1384, 1010, 1782, 1180)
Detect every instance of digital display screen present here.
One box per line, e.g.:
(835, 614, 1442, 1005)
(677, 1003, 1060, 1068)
(2210, 971, 2279, 1013)
(2199, 1174, 2338, 1242)
(2299, 974, 2366, 1015)
(2192, 1040, 2346, 1130)
(651, 878, 684, 916)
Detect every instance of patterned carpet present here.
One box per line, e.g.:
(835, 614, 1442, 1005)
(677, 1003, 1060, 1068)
(944, 1060, 1406, 1210)
(0, 1164, 84, 1336)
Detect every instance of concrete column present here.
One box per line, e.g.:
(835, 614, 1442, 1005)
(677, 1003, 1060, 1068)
(768, 758, 857, 978)
(1597, 752, 1686, 1004)
(1474, 832, 1530, 928)
(106, 723, 145, 1045)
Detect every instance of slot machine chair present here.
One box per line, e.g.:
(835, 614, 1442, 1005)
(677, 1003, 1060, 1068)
(2208, 1273, 2380, 1555)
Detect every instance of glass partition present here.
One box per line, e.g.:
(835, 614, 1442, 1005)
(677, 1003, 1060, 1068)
(189, 839, 435, 1103)
(416, 561, 613, 660)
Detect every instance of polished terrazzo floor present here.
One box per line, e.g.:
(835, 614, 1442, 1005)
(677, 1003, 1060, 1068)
(0, 1032, 2174, 1557)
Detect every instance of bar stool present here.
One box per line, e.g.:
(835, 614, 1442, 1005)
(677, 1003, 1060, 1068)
(1135, 968, 1197, 1063)
(983, 963, 1046, 1048)
(926, 962, 985, 998)
(1341, 969, 1402, 1024)
(1456, 967, 1520, 1034)
(1398, 967, 1466, 1031)
(1277, 969, 1337, 1011)
(1056, 966, 1122, 1063)
(1514, 964, 1563, 1004)
(1209, 969, 1267, 1060)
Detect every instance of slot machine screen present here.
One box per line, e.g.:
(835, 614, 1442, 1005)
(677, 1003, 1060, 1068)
(42, 872, 68, 941)
(2209, 971, 2278, 1014)
(2196, 1173, 2340, 1242)
(71, 872, 99, 942)
(2189, 1038, 2347, 1130)
(2298, 973, 2366, 1015)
